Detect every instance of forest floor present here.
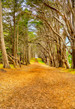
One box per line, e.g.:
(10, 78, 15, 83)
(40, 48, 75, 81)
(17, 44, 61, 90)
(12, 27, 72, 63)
(0, 63, 75, 109)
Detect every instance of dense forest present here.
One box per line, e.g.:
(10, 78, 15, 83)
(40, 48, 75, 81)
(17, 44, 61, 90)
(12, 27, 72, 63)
(0, 0, 75, 108)
(0, 0, 75, 69)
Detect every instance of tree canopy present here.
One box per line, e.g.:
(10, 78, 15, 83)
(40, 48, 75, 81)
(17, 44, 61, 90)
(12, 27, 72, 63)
(0, 0, 75, 68)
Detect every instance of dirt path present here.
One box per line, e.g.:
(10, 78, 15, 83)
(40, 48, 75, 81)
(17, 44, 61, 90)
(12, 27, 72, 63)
(0, 63, 75, 109)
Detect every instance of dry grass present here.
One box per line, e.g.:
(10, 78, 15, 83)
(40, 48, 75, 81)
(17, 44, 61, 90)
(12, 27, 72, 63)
(0, 63, 75, 109)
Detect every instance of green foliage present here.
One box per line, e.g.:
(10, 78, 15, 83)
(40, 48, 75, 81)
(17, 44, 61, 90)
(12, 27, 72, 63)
(19, 9, 32, 28)
(63, 68, 75, 74)
(0, 64, 3, 68)
(0, 51, 2, 62)
(66, 51, 72, 67)
(28, 31, 36, 41)
(27, 0, 43, 6)
(0, 64, 14, 69)
(19, 17, 28, 28)
(68, 69, 75, 74)
(68, 54, 72, 65)
(30, 58, 44, 64)
(37, 58, 44, 64)
(30, 20, 43, 27)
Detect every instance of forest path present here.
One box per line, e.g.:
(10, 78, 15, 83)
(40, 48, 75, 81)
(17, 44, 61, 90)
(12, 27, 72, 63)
(0, 63, 75, 109)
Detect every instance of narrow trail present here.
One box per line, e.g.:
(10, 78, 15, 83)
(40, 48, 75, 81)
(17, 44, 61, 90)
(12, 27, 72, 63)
(0, 63, 75, 109)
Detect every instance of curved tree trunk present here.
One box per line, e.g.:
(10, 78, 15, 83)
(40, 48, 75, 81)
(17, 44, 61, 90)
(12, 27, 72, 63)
(0, 0, 10, 68)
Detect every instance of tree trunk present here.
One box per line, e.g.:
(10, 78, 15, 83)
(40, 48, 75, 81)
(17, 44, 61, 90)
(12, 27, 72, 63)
(71, 0, 75, 68)
(62, 42, 70, 69)
(72, 40, 75, 68)
(25, 28, 30, 65)
(13, 4, 16, 57)
(15, 25, 19, 65)
(57, 48, 63, 67)
(0, 0, 10, 68)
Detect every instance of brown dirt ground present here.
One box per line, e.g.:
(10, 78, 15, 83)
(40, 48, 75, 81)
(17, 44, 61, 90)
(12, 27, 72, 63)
(0, 63, 75, 109)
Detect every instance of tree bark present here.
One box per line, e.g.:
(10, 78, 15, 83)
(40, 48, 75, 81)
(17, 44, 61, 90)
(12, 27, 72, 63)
(71, 0, 75, 68)
(25, 28, 30, 65)
(72, 40, 75, 68)
(0, 0, 10, 68)
(13, 8, 16, 57)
